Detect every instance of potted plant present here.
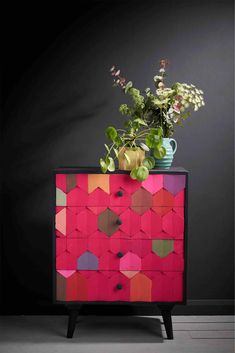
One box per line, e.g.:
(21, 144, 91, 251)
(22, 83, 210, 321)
(99, 60, 205, 180)
(105, 60, 205, 169)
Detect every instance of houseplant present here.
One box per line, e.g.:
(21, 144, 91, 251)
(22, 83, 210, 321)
(99, 60, 205, 179)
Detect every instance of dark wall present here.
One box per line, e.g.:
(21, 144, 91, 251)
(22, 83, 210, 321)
(2, 0, 234, 314)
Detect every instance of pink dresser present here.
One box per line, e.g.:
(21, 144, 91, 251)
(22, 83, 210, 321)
(54, 167, 188, 339)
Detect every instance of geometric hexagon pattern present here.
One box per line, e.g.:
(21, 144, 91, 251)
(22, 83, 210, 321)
(55, 172, 186, 302)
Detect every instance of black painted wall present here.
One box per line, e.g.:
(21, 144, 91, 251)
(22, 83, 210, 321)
(2, 0, 234, 314)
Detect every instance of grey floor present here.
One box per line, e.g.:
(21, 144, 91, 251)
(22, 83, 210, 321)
(0, 315, 234, 353)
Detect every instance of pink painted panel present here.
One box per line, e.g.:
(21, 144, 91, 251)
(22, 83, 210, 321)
(76, 209, 98, 235)
(119, 208, 141, 236)
(174, 190, 185, 207)
(76, 174, 88, 191)
(56, 174, 67, 193)
(132, 231, 151, 240)
(110, 187, 131, 207)
(141, 210, 162, 236)
(142, 249, 184, 271)
(67, 187, 88, 206)
(88, 188, 110, 206)
(142, 174, 163, 194)
(109, 238, 132, 255)
(99, 252, 120, 271)
(120, 252, 141, 271)
(150, 271, 183, 301)
(57, 270, 76, 278)
(88, 237, 109, 257)
(66, 208, 77, 236)
(162, 210, 184, 238)
(110, 174, 141, 194)
(56, 251, 77, 270)
(131, 239, 152, 258)
(56, 238, 66, 256)
(108, 272, 130, 301)
(55, 208, 66, 236)
(67, 238, 88, 257)
(87, 271, 109, 301)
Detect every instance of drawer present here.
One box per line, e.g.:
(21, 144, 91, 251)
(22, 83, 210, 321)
(56, 238, 184, 271)
(55, 206, 184, 239)
(56, 173, 186, 207)
(56, 270, 183, 302)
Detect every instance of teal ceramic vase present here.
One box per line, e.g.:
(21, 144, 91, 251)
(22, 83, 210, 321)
(154, 138, 177, 169)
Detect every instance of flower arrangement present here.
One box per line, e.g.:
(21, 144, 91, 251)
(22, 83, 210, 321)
(99, 59, 205, 181)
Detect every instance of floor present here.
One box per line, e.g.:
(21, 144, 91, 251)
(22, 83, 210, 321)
(0, 315, 234, 353)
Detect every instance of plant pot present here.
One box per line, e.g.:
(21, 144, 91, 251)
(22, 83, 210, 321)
(153, 138, 177, 169)
(118, 147, 145, 171)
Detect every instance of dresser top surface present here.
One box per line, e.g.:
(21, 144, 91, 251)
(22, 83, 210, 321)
(54, 166, 188, 174)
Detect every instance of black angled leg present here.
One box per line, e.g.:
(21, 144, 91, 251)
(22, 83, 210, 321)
(67, 306, 81, 338)
(158, 304, 174, 339)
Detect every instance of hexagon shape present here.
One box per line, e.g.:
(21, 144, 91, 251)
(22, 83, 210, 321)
(153, 188, 174, 207)
(162, 210, 184, 238)
(163, 175, 186, 195)
(130, 273, 152, 301)
(152, 240, 174, 258)
(77, 251, 99, 270)
(131, 187, 152, 215)
(120, 251, 141, 271)
(142, 174, 163, 194)
(98, 208, 119, 236)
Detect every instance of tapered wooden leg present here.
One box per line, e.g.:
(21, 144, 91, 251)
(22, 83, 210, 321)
(158, 304, 174, 339)
(67, 306, 81, 338)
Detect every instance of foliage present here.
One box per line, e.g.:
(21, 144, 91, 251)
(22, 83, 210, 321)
(99, 60, 205, 181)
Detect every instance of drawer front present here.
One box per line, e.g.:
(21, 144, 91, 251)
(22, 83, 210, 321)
(55, 206, 184, 239)
(56, 270, 183, 302)
(56, 173, 186, 207)
(56, 238, 184, 271)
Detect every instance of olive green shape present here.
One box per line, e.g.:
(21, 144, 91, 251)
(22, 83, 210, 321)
(152, 240, 173, 258)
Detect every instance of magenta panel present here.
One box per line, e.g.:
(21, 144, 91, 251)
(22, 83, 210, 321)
(141, 210, 162, 236)
(56, 174, 67, 193)
(67, 188, 88, 206)
(162, 210, 184, 238)
(119, 208, 141, 236)
(142, 174, 163, 194)
(110, 174, 141, 194)
(88, 188, 110, 206)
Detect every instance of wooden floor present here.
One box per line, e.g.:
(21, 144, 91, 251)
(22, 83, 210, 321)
(0, 315, 234, 353)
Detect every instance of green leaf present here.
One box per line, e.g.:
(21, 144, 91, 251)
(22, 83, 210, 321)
(125, 81, 133, 94)
(114, 135, 123, 146)
(105, 126, 117, 141)
(136, 166, 149, 181)
(99, 158, 108, 173)
(143, 156, 155, 170)
(104, 144, 110, 153)
(139, 142, 150, 152)
(133, 118, 148, 126)
(145, 133, 160, 148)
(130, 168, 138, 180)
(154, 146, 166, 159)
(106, 157, 115, 172)
(113, 148, 119, 158)
(124, 152, 131, 165)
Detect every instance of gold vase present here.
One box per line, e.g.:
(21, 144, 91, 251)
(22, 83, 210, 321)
(118, 147, 145, 171)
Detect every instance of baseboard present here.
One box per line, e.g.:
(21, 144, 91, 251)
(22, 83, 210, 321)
(187, 299, 234, 306)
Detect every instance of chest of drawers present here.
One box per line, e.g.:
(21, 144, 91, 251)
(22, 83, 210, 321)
(54, 167, 188, 339)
